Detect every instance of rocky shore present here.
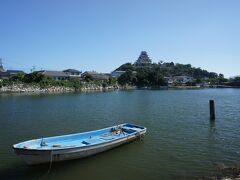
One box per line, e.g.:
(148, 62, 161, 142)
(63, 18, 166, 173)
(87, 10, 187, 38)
(200, 165, 240, 180)
(0, 83, 136, 94)
(1, 83, 237, 94)
(0, 84, 74, 93)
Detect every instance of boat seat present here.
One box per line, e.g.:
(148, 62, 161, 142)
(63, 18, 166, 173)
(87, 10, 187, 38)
(82, 137, 105, 145)
(122, 127, 136, 133)
(123, 127, 140, 132)
(100, 137, 115, 141)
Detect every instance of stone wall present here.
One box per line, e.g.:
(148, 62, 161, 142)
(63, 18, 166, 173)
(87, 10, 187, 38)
(0, 83, 75, 93)
(0, 83, 135, 94)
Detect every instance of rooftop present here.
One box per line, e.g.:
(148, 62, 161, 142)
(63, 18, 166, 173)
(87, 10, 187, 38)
(38, 70, 69, 77)
(6, 70, 24, 74)
(63, 69, 81, 73)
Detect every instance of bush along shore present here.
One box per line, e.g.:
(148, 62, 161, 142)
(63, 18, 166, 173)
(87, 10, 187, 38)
(0, 72, 136, 94)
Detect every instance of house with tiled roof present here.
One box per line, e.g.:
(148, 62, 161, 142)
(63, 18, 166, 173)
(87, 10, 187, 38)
(82, 71, 110, 80)
(37, 70, 69, 80)
(63, 69, 82, 78)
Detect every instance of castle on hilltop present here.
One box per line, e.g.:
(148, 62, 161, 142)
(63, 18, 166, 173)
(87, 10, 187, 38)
(134, 51, 152, 67)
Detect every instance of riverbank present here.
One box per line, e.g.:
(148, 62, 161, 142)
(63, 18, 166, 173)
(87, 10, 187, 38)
(168, 85, 202, 89)
(0, 83, 136, 94)
(2, 83, 240, 94)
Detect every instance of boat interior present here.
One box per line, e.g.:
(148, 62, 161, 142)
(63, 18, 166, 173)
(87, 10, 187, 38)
(13, 123, 145, 150)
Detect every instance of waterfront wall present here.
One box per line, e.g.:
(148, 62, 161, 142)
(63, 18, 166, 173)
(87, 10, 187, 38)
(1, 83, 215, 94)
(0, 83, 136, 94)
(0, 84, 75, 93)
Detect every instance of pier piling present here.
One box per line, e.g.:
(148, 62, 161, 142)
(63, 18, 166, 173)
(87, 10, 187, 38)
(209, 100, 215, 120)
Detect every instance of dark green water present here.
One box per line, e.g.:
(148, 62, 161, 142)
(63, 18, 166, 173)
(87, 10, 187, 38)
(0, 89, 239, 179)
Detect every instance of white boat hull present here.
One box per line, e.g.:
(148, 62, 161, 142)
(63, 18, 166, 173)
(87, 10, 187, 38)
(14, 130, 146, 165)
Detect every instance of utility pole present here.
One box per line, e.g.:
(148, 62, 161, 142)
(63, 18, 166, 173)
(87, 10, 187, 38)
(31, 66, 36, 73)
(0, 58, 2, 67)
(0, 58, 5, 72)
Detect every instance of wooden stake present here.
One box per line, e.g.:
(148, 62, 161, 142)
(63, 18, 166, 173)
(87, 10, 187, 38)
(209, 100, 215, 120)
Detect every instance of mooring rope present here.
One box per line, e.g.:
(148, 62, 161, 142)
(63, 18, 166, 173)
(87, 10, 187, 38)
(47, 149, 53, 174)
(138, 132, 144, 141)
(40, 149, 54, 179)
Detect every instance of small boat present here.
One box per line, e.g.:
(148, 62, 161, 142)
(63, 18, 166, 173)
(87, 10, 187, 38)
(13, 123, 147, 165)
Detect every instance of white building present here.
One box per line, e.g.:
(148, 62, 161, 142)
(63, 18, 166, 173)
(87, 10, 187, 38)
(111, 70, 126, 78)
(173, 76, 194, 84)
(165, 76, 194, 84)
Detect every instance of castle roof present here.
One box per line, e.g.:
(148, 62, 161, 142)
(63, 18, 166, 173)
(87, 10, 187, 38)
(135, 51, 152, 66)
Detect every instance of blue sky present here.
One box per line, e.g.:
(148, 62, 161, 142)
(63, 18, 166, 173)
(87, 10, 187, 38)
(0, 0, 239, 77)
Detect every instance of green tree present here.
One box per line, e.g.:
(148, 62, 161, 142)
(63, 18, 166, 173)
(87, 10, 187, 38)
(136, 69, 149, 87)
(23, 72, 45, 83)
(118, 70, 135, 85)
(84, 74, 93, 82)
(10, 72, 26, 82)
(108, 77, 117, 86)
(218, 73, 228, 84)
(70, 79, 82, 89)
(148, 71, 166, 86)
(233, 76, 240, 82)
(115, 63, 134, 71)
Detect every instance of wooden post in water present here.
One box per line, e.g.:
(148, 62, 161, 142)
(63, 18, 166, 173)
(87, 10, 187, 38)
(209, 100, 215, 120)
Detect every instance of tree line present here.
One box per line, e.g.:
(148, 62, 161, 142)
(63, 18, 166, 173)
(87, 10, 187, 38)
(116, 62, 239, 87)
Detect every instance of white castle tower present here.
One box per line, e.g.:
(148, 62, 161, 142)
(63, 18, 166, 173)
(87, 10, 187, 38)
(134, 51, 152, 67)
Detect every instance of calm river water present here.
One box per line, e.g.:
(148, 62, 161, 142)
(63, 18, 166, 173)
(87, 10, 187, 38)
(0, 89, 239, 179)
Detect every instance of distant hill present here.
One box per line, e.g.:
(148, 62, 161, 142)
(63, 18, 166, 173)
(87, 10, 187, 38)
(115, 51, 223, 81)
(114, 61, 228, 87)
(115, 62, 219, 79)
